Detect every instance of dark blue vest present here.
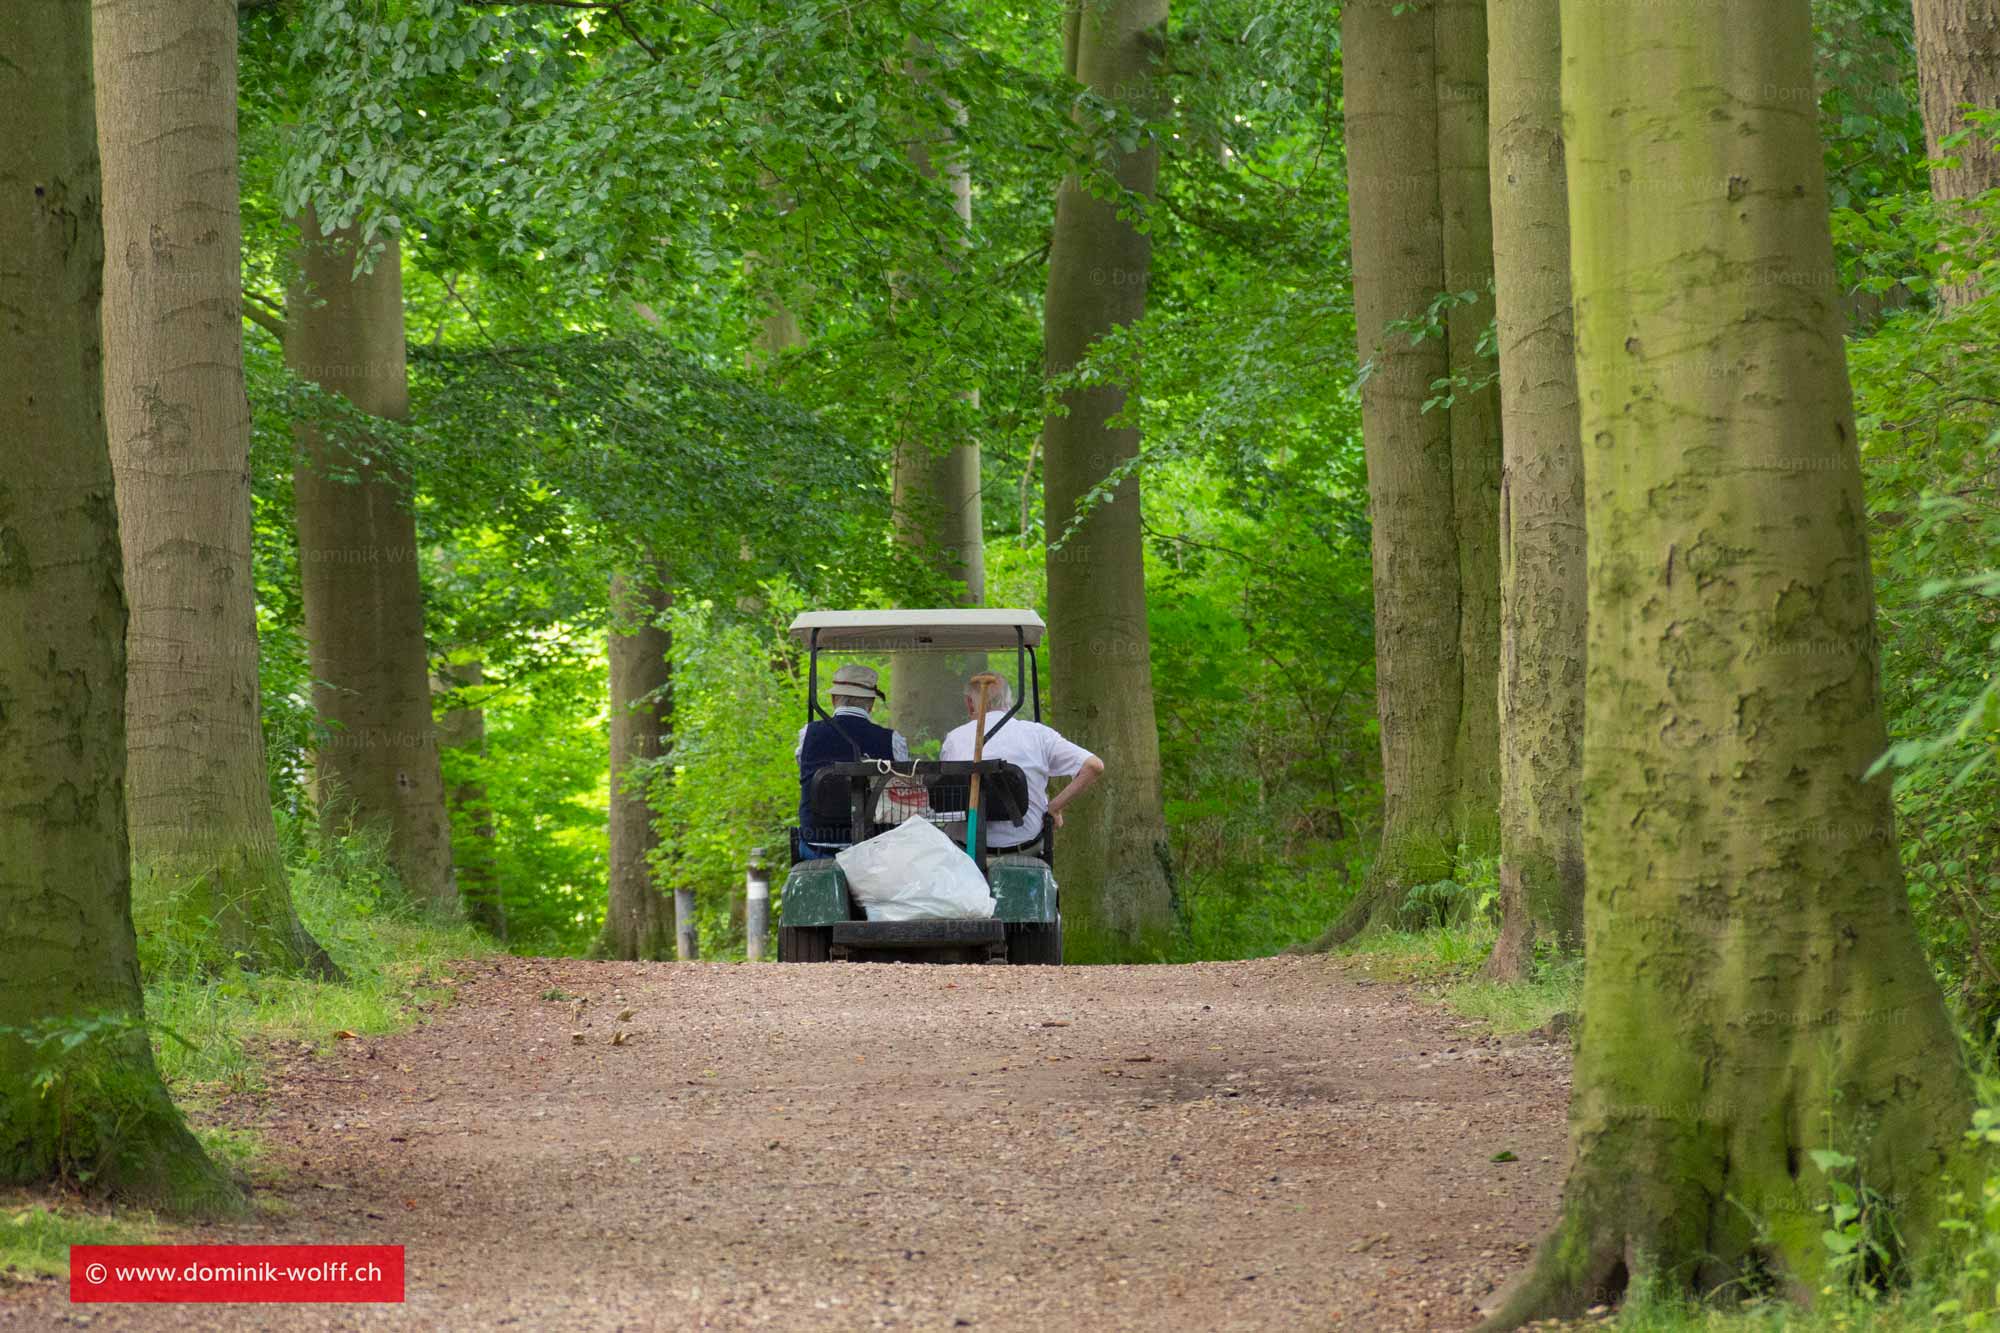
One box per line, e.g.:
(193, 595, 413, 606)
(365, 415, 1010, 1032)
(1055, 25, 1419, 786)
(798, 714, 898, 843)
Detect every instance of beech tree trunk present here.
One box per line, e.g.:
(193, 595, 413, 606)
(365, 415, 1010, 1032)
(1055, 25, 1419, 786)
(1315, 0, 1507, 951)
(1041, 0, 1178, 959)
(596, 570, 677, 961)
(436, 660, 501, 937)
(1484, 3, 1972, 1322)
(0, 2, 238, 1212)
(93, 0, 334, 978)
(892, 58, 986, 748)
(288, 220, 457, 911)
(1437, 0, 1504, 861)
(1482, 0, 1584, 979)
(1914, 0, 2000, 307)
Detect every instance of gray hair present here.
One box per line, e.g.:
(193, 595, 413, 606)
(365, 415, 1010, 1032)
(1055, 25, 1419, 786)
(965, 674, 1013, 711)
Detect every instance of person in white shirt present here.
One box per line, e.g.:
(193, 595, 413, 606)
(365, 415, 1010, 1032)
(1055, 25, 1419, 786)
(939, 673, 1105, 853)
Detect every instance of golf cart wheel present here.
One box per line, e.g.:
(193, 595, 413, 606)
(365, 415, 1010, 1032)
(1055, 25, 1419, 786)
(1006, 919, 1063, 966)
(778, 926, 832, 963)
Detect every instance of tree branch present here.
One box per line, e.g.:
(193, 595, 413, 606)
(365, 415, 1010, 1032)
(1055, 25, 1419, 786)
(241, 289, 288, 343)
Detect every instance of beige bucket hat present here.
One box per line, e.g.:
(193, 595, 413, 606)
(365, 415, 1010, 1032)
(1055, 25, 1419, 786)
(828, 663, 886, 702)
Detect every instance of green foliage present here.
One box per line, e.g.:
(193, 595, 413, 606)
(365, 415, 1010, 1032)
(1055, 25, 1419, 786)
(0, 1010, 226, 1213)
(640, 588, 810, 961)
(1845, 157, 2000, 1027)
(1810, 1141, 1900, 1300)
(1812, 0, 1927, 215)
(433, 644, 609, 956)
(1935, 1173, 2000, 1324)
(0, 1013, 178, 1193)
(1169, 848, 1367, 963)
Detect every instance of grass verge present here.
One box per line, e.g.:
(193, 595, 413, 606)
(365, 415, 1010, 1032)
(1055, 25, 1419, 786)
(140, 827, 497, 1092)
(0, 1194, 158, 1284)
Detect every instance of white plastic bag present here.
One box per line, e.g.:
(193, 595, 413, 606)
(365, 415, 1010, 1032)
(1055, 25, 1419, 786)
(836, 816, 995, 922)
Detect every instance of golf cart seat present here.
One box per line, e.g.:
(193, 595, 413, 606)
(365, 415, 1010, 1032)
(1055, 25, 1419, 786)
(797, 760, 1033, 863)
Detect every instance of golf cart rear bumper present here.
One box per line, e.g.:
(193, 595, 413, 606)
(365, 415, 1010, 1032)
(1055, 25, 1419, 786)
(830, 920, 1005, 949)
(829, 919, 1007, 961)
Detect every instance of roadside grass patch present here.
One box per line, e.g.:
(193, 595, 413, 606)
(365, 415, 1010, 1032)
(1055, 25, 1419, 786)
(1337, 921, 1580, 1036)
(0, 1194, 157, 1282)
(139, 827, 497, 1093)
(1600, 1285, 1945, 1331)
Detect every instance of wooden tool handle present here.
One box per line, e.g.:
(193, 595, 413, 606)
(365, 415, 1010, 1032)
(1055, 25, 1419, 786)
(965, 676, 994, 856)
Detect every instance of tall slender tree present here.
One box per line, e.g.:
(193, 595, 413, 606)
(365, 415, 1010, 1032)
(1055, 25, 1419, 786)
(1914, 0, 2000, 307)
(1483, 0, 1584, 978)
(1437, 0, 1504, 859)
(596, 568, 676, 961)
(891, 50, 986, 748)
(1041, 0, 1178, 958)
(93, 0, 334, 977)
(0, 0, 238, 1211)
(288, 220, 457, 910)
(1485, 3, 1971, 1321)
(1315, 0, 1502, 946)
(435, 660, 501, 936)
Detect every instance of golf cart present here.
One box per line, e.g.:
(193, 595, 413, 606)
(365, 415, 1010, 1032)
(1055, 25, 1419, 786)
(778, 609, 1062, 966)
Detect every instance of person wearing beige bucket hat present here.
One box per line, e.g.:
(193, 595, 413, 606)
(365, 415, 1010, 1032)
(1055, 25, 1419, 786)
(794, 663, 909, 854)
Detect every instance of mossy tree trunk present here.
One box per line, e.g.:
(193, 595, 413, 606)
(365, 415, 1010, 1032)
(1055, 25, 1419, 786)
(1482, 0, 1584, 979)
(1041, 0, 1177, 959)
(596, 568, 676, 962)
(1315, 0, 1505, 949)
(1483, 3, 1973, 1322)
(288, 220, 457, 912)
(891, 50, 985, 748)
(0, 2, 239, 1212)
(1914, 0, 2000, 308)
(92, 0, 335, 979)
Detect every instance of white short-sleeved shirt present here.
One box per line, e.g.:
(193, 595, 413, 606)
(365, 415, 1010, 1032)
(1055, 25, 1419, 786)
(939, 717, 1096, 847)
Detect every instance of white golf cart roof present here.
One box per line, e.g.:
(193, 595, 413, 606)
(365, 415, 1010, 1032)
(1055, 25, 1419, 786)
(788, 609, 1046, 651)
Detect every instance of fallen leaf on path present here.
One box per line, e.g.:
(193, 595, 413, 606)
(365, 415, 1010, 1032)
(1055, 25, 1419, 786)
(610, 1030, 628, 1046)
(570, 1032, 587, 1045)
(1491, 1150, 1518, 1163)
(1123, 1055, 1153, 1063)
(334, 1030, 359, 1040)
(617, 1008, 636, 1022)
(1040, 1020, 1070, 1028)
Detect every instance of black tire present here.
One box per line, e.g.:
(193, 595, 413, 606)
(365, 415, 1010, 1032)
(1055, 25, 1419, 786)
(1006, 918, 1063, 966)
(778, 926, 832, 962)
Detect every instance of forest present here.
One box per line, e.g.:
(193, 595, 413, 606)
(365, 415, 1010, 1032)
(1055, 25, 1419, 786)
(1, 0, 1998, 1328)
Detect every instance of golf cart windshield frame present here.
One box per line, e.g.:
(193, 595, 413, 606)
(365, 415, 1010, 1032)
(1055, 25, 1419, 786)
(799, 614, 1042, 741)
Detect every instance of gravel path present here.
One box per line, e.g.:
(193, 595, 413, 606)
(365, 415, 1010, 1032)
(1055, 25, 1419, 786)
(4, 955, 1571, 1331)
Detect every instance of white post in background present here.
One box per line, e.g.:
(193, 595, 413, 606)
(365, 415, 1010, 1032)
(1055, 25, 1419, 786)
(746, 847, 770, 961)
(675, 886, 698, 961)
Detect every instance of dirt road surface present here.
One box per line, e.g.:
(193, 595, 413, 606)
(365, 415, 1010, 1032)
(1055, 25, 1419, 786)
(3, 956, 1571, 1331)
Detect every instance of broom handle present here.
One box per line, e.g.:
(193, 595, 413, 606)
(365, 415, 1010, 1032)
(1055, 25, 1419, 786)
(965, 679, 991, 857)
